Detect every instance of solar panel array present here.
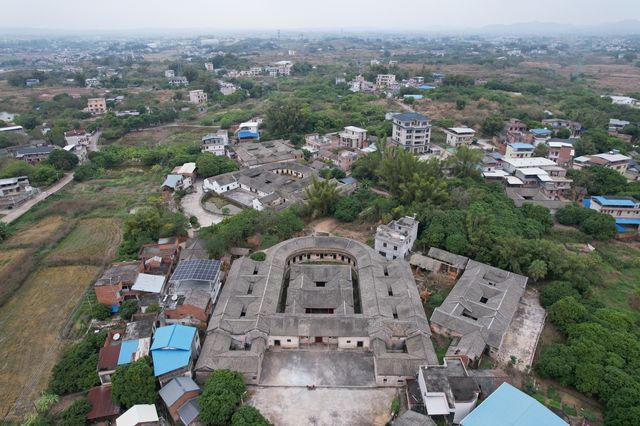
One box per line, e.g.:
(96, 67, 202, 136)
(170, 259, 220, 282)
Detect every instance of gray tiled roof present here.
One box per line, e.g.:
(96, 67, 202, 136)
(159, 377, 200, 407)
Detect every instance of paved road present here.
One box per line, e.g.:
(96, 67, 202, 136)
(180, 179, 223, 228)
(0, 173, 74, 224)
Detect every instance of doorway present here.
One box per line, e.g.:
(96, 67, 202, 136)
(315, 336, 323, 344)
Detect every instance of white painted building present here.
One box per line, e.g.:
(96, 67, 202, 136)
(374, 216, 419, 260)
(376, 74, 396, 87)
(339, 126, 368, 149)
(444, 127, 476, 147)
(391, 112, 432, 154)
(189, 90, 208, 105)
(201, 131, 229, 157)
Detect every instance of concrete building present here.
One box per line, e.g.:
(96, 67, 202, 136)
(204, 62, 214, 71)
(573, 152, 631, 174)
(219, 82, 237, 96)
(87, 98, 107, 114)
(504, 143, 534, 159)
(195, 235, 438, 385)
(0, 176, 38, 209)
(444, 128, 476, 147)
(188, 90, 207, 105)
(85, 78, 100, 88)
(274, 60, 293, 76)
(230, 139, 301, 168)
(168, 76, 189, 87)
(499, 157, 572, 200)
(608, 118, 630, 133)
(546, 139, 575, 167)
(339, 126, 368, 149)
(587, 195, 640, 234)
(418, 358, 480, 424)
(234, 121, 260, 142)
(376, 74, 396, 87)
(374, 216, 419, 260)
(203, 161, 319, 211)
(541, 118, 582, 137)
(391, 112, 432, 154)
(164, 70, 175, 78)
(430, 253, 528, 366)
(201, 131, 229, 157)
(15, 145, 55, 165)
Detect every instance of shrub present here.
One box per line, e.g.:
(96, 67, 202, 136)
(231, 405, 272, 426)
(119, 299, 139, 320)
(250, 252, 266, 261)
(91, 304, 112, 321)
(200, 370, 246, 426)
(111, 358, 156, 409)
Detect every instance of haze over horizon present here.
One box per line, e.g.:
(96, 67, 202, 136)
(4, 0, 640, 33)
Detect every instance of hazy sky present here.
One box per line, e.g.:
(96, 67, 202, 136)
(5, 0, 640, 31)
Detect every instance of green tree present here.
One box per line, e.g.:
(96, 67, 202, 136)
(528, 259, 548, 282)
(231, 405, 272, 426)
(47, 149, 79, 171)
(398, 174, 449, 205)
(455, 99, 466, 110)
(334, 196, 363, 222)
(55, 398, 91, 426)
(111, 358, 156, 409)
(555, 128, 572, 139)
(30, 164, 62, 187)
(533, 143, 549, 157)
(196, 153, 238, 178)
(521, 203, 553, 232)
(265, 100, 313, 138)
(200, 370, 246, 426)
(481, 115, 504, 137)
(49, 330, 106, 394)
(548, 296, 589, 333)
(14, 112, 38, 130)
(539, 281, 579, 308)
(119, 299, 139, 320)
(0, 222, 9, 241)
(91, 304, 111, 321)
(73, 163, 101, 181)
(447, 145, 483, 178)
(579, 213, 616, 240)
(304, 178, 340, 219)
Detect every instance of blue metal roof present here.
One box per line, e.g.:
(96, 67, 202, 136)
(592, 196, 638, 207)
(615, 218, 640, 225)
(118, 339, 139, 365)
(151, 325, 195, 351)
(461, 383, 567, 426)
(151, 325, 196, 376)
(417, 85, 435, 89)
(510, 143, 534, 149)
(582, 199, 591, 208)
(403, 94, 423, 99)
(238, 131, 259, 139)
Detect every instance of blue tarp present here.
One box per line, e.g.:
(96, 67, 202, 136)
(238, 131, 259, 139)
(582, 199, 591, 208)
(118, 339, 139, 365)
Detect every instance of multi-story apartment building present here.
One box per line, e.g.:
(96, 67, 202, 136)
(444, 127, 476, 147)
(201, 131, 229, 156)
(374, 216, 419, 260)
(573, 152, 631, 175)
(375, 74, 396, 87)
(339, 126, 368, 149)
(188, 90, 207, 105)
(87, 98, 107, 114)
(504, 143, 534, 159)
(546, 139, 575, 167)
(391, 112, 431, 154)
(0, 176, 38, 209)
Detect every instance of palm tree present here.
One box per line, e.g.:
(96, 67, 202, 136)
(304, 178, 340, 219)
(447, 145, 484, 178)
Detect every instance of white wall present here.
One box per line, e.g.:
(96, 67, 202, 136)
(337, 337, 370, 349)
(268, 336, 299, 348)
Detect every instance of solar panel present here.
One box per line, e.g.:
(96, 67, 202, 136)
(170, 259, 221, 282)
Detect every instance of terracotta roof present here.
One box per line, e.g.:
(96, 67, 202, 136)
(87, 386, 121, 420)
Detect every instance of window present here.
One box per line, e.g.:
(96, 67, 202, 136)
(305, 308, 334, 314)
(393, 246, 398, 251)
(247, 283, 254, 295)
(252, 266, 258, 275)
(392, 307, 398, 319)
(346, 340, 351, 344)
(240, 306, 247, 318)
(315, 281, 326, 288)
(274, 340, 281, 346)
(388, 285, 393, 297)
(462, 309, 478, 321)
(357, 341, 364, 348)
(287, 339, 291, 342)
(480, 296, 488, 304)
(383, 242, 387, 248)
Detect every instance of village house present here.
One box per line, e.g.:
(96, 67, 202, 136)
(179, 237, 209, 261)
(339, 126, 368, 149)
(230, 139, 301, 168)
(164, 70, 175, 78)
(168, 76, 189, 87)
(337, 150, 359, 171)
(116, 404, 159, 426)
(163, 289, 212, 329)
(418, 358, 480, 424)
(201, 131, 229, 157)
(94, 262, 140, 309)
(87, 385, 121, 424)
(411, 247, 469, 279)
(586, 195, 640, 234)
(170, 162, 196, 188)
(25, 78, 40, 87)
(188, 89, 207, 105)
(391, 112, 432, 154)
(573, 152, 631, 174)
(203, 161, 319, 211)
(0, 176, 38, 209)
(138, 240, 180, 276)
(204, 62, 214, 71)
(87, 97, 107, 114)
(460, 383, 567, 426)
(546, 139, 575, 167)
(529, 128, 552, 144)
(219, 82, 237, 96)
(159, 377, 201, 426)
(234, 121, 260, 142)
(444, 127, 476, 147)
(195, 236, 438, 386)
(14, 145, 55, 164)
(305, 133, 340, 151)
(374, 215, 419, 260)
(97, 329, 125, 385)
(498, 157, 573, 200)
(63, 128, 90, 146)
(151, 324, 201, 385)
(541, 118, 582, 137)
(608, 118, 630, 134)
(167, 259, 222, 303)
(85, 78, 100, 88)
(430, 252, 528, 367)
(504, 118, 528, 133)
(376, 74, 396, 87)
(504, 143, 534, 159)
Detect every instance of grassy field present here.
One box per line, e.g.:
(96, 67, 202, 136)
(593, 241, 640, 320)
(44, 218, 121, 264)
(0, 265, 101, 419)
(4, 216, 65, 247)
(0, 248, 27, 274)
(110, 125, 215, 147)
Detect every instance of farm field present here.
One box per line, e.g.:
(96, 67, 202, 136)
(0, 248, 26, 274)
(109, 125, 216, 146)
(44, 218, 121, 263)
(0, 265, 101, 419)
(4, 215, 65, 247)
